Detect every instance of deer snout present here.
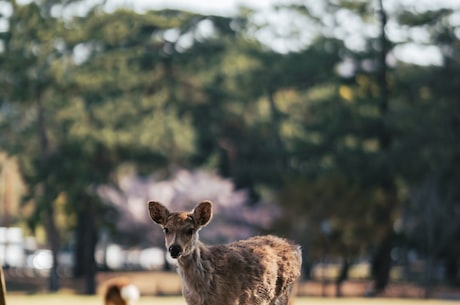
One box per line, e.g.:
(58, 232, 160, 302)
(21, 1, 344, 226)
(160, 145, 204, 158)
(169, 244, 182, 258)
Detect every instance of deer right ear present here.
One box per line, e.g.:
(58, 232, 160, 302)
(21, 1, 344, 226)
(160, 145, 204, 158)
(193, 200, 213, 227)
(148, 201, 170, 225)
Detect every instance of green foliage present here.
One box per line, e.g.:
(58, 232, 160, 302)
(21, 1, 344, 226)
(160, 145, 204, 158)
(277, 174, 380, 259)
(1, 0, 460, 292)
(396, 9, 453, 27)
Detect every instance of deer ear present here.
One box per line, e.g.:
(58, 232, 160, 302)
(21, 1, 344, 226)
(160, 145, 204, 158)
(148, 201, 170, 225)
(193, 200, 212, 227)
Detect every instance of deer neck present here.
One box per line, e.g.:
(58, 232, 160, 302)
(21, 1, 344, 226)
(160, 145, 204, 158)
(177, 242, 212, 284)
(178, 241, 206, 266)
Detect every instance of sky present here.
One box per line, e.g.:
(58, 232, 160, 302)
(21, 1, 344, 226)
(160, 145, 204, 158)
(104, 0, 273, 15)
(46, 0, 277, 18)
(8, 0, 460, 65)
(103, 0, 460, 15)
(102, 0, 459, 65)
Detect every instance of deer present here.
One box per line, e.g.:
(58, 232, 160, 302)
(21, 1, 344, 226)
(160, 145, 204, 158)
(103, 277, 140, 305)
(148, 200, 302, 305)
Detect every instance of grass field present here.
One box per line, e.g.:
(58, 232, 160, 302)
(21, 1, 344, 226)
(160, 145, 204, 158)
(5, 294, 460, 305)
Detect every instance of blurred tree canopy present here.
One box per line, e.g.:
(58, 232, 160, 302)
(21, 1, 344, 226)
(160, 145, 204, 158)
(1, 0, 459, 296)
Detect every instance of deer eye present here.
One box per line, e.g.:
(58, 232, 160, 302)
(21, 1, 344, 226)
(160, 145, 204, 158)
(186, 228, 194, 235)
(163, 227, 170, 234)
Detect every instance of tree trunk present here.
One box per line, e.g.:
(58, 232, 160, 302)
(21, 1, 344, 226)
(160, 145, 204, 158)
(371, 231, 393, 294)
(44, 206, 60, 292)
(37, 93, 60, 292)
(424, 255, 434, 299)
(335, 258, 349, 297)
(267, 89, 288, 169)
(84, 210, 98, 295)
(73, 212, 85, 279)
(445, 257, 459, 285)
(371, 0, 396, 294)
(74, 208, 98, 294)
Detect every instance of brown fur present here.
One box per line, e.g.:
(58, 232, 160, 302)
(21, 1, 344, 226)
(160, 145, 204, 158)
(103, 277, 139, 305)
(148, 200, 302, 305)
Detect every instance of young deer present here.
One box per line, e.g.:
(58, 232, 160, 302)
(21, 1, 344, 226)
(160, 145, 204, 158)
(148, 200, 302, 305)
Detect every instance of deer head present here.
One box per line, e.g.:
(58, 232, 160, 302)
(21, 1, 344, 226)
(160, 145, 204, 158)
(148, 200, 212, 259)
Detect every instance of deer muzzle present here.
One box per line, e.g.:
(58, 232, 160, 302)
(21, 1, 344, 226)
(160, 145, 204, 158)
(169, 244, 182, 258)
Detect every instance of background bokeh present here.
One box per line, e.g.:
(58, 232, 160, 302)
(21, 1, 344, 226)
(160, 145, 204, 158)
(0, 0, 459, 300)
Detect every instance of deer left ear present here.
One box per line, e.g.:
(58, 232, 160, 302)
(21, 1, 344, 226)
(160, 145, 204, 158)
(193, 200, 212, 227)
(148, 201, 170, 226)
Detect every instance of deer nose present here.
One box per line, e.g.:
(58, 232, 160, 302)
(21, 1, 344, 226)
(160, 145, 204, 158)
(169, 245, 182, 258)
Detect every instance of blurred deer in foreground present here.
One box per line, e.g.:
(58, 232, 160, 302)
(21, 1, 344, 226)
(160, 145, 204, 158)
(104, 277, 140, 305)
(148, 200, 302, 305)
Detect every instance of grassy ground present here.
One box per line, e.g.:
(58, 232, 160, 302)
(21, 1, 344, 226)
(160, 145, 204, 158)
(5, 294, 460, 305)
(4, 271, 460, 304)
